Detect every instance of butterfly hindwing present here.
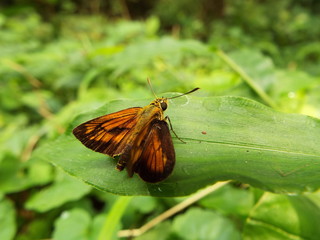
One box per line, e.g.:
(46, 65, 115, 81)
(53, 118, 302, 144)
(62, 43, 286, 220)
(72, 107, 142, 156)
(125, 119, 175, 183)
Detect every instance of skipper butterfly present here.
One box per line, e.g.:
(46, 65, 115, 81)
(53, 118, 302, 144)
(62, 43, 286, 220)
(73, 79, 199, 183)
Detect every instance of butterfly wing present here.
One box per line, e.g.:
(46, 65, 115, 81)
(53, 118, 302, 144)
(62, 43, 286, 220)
(73, 107, 142, 156)
(124, 119, 175, 183)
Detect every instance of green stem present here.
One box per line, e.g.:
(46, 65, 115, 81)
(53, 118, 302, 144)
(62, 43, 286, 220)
(98, 196, 133, 240)
(216, 49, 279, 110)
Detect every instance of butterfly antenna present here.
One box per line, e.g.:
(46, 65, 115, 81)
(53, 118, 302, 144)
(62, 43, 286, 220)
(147, 78, 158, 98)
(168, 87, 200, 99)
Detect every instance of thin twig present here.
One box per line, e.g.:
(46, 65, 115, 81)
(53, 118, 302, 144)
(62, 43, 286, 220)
(21, 133, 42, 162)
(4, 59, 54, 119)
(118, 181, 230, 238)
(4, 59, 42, 88)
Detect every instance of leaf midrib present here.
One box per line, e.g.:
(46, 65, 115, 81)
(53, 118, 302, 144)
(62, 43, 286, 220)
(181, 138, 320, 158)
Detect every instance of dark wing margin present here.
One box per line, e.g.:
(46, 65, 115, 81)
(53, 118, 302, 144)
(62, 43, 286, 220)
(132, 119, 175, 183)
(72, 107, 142, 156)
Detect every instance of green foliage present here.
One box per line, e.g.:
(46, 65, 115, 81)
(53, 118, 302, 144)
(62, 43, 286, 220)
(198, 184, 255, 218)
(1, 1, 320, 239)
(34, 96, 320, 196)
(0, 198, 16, 240)
(53, 208, 91, 240)
(26, 172, 91, 212)
(243, 193, 320, 239)
(172, 207, 241, 240)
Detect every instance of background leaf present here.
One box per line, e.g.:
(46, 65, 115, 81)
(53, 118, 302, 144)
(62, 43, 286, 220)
(2, 2, 320, 238)
(172, 207, 241, 240)
(26, 172, 91, 212)
(33, 96, 320, 196)
(0, 198, 16, 240)
(53, 208, 91, 240)
(243, 193, 320, 240)
(198, 184, 255, 218)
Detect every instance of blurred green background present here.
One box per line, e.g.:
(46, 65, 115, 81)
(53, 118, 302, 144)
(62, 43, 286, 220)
(1, 0, 320, 239)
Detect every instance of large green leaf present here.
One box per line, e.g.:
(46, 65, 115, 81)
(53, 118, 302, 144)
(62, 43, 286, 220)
(33, 96, 320, 196)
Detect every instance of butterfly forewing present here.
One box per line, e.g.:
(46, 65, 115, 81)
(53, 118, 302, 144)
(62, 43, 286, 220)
(131, 119, 175, 183)
(73, 107, 142, 156)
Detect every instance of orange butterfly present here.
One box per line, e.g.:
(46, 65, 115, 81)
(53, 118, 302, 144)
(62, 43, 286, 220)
(73, 80, 199, 183)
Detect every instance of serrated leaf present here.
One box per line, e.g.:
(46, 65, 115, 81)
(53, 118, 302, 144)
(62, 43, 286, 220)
(33, 96, 320, 196)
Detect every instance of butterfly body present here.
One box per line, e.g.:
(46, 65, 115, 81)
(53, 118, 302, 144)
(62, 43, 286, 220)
(73, 97, 175, 183)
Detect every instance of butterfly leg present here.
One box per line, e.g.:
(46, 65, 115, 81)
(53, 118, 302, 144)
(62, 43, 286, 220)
(165, 116, 186, 144)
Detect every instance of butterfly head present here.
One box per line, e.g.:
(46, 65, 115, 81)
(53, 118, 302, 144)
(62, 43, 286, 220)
(147, 78, 199, 113)
(151, 98, 168, 112)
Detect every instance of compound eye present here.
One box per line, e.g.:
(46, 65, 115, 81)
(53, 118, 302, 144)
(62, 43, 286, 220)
(160, 102, 167, 111)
